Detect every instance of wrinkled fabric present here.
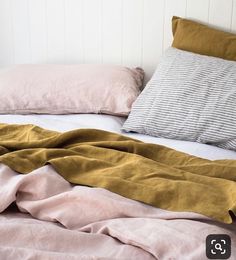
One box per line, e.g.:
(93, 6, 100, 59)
(0, 64, 144, 115)
(0, 124, 235, 223)
(0, 164, 235, 260)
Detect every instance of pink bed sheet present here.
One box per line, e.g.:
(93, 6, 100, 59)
(0, 163, 235, 259)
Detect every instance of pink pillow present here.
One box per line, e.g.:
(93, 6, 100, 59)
(0, 64, 144, 116)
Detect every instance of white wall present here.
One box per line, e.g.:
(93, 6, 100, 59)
(0, 0, 236, 80)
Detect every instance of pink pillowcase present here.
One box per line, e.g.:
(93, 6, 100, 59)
(0, 64, 144, 116)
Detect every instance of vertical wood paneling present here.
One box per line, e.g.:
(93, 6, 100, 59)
(186, 0, 209, 22)
(11, 0, 31, 64)
(231, 0, 236, 32)
(122, 0, 143, 67)
(0, 0, 14, 66)
(65, 0, 84, 63)
(102, 0, 122, 65)
(46, 0, 65, 63)
(142, 0, 165, 81)
(163, 0, 187, 51)
(83, 0, 102, 63)
(29, 0, 47, 63)
(208, 0, 233, 31)
(0, 0, 235, 79)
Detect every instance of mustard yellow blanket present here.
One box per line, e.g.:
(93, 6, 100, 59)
(0, 123, 235, 224)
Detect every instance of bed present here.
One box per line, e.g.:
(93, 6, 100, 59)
(0, 14, 235, 260)
(0, 113, 233, 260)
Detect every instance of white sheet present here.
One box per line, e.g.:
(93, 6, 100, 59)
(0, 114, 236, 160)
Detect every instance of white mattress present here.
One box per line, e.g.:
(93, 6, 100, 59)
(0, 114, 236, 160)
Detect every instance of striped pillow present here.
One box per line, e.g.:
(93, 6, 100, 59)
(122, 47, 236, 151)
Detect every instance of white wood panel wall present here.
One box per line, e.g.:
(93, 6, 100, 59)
(0, 0, 235, 80)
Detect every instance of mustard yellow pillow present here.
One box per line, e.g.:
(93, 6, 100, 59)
(172, 16, 236, 61)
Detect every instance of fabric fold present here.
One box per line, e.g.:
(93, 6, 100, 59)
(0, 123, 235, 223)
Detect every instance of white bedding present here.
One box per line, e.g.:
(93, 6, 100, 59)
(0, 114, 236, 160)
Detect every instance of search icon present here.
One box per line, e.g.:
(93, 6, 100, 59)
(206, 234, 231, 259)
(215, 243, 222, 251)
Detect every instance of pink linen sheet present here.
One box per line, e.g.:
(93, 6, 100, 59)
(0, 163, 235, 259)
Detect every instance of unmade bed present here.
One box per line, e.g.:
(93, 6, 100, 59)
(0, 114, 234, 260)
(0, 13, 236, 260)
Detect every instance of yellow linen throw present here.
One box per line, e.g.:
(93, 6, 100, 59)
(0, 123, 235, 223)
